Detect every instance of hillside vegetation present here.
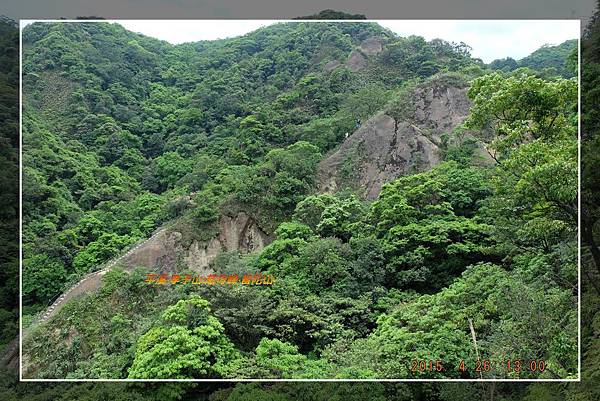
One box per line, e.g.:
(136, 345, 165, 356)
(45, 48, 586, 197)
(489, 39, 577, 78)
(18, 20, 579, 380)
(0, 17, 18, 353)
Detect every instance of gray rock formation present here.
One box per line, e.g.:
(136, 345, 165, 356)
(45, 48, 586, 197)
(325, 36, 384, 73)
(324, 59, 341, 71)
(119, 212, 271, 273)
(346, 49, 367, 72)
(318, 79, 483, 199)
(218, 211, 270, 254)
(360, 37, 384, 56)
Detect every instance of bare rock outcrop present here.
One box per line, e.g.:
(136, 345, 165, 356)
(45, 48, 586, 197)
(218, 212, 270, 253)
(119, 212, 271, 273)
(325, 36, 384, 73)
(120, 230, 182, 272)
(324, 59, 341, 71)
(318, 79, 482, 199)
(346, 49, 367, 72)
(360, 37, 384, 56)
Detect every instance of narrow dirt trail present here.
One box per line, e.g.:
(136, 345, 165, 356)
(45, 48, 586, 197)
(37, 227, 167, 324)
(0, 227, 168, 370)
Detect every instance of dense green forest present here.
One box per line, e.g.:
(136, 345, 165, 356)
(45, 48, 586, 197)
(13, 18, 580, 381)
(489, 39, 577, 78)
(2, 6, 598, 400)
(15, 19, 579, 380)
(0, 16, 18, 354)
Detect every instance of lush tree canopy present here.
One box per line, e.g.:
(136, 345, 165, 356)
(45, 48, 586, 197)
(16, 19, 579, 383)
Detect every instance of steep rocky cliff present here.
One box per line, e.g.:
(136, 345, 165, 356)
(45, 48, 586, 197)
(118, 212, 272, 273)
(318, 75, 488, 199)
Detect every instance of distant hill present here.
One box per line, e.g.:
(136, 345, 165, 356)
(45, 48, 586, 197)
(294, 9, 367, 19)
(489, 39, 577, 77)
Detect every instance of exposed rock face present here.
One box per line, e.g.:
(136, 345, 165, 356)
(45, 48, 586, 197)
(360, 37, 384, 56)
(120, 230, 182, 272)
(184, 237, 222, 271)
(119, 212, 271, 273)
(318, 80, 478, 199)
(218, 212, 270, 253)
(412, 84, 471, 131)
(324, 59, 341, 71)
(325, 37, 384, 73)
(346, 49, 367, 72)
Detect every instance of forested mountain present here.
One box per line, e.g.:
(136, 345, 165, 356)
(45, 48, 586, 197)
(15, 20, 579, 381)
(489, 39, 577, 78)
(0, 17, 18, 356)
(294, 10, 367, 19)
(20, 21, 475, 309)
